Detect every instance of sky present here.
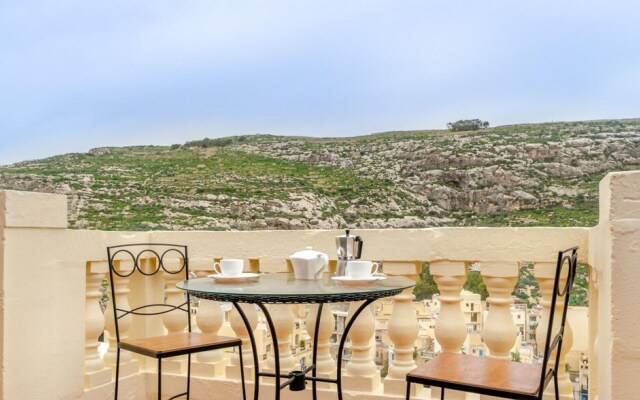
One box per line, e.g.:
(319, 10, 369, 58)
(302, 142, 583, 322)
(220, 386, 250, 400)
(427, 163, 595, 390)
(1, 1, 640, 165)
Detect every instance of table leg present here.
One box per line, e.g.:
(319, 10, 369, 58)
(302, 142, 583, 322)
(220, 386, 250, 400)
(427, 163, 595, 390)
(233, 299, 373, 400)
(231, 302, 260, 400)
(255, 302, 281, 400)
(336, 298, 376, 400)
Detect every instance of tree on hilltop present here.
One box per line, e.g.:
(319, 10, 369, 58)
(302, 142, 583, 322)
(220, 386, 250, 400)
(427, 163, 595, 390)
(447, 119, 490, 132)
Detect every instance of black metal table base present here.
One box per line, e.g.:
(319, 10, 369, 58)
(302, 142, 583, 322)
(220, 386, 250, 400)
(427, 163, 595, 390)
(231, 298, 376, 400)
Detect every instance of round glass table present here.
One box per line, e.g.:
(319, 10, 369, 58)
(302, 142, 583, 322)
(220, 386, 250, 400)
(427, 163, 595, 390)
(177, 273, 415, 400)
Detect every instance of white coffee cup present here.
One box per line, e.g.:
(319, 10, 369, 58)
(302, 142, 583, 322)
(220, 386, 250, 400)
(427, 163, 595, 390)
(345, 260, 379, 279)
(213, 259, 244, 277)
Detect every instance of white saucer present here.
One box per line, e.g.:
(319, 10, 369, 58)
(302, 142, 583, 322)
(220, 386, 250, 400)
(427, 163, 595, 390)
(331, 275, 387, 286)
(207, 273, 260, 283)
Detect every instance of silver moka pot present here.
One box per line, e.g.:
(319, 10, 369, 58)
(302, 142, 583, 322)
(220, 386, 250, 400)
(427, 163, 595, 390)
(335, 229, 363, 276)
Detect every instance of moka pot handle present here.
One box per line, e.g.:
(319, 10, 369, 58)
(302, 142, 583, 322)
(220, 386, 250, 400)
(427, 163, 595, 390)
(355, 236, 363, 259)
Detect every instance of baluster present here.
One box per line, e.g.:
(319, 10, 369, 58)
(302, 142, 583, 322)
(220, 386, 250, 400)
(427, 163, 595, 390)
(161, 257, 189, 374)
(480, 261, 519, 359)
(162, 258, 189, 334)
(478, 262, 519, 400)
(431, 261, 468, 352)
(104, 260, 139, 377)
(431, 261, 467, 400)
(535, 262, 574, 400)
(306, 304, 336, 387)
(264, 304, 297, 373)
(228, 303, 259, 381)
(191, 269, 227, 377)
(343, 301, 381, 392)
(84, 264, 112, 388)
(384, 287, 421, 396)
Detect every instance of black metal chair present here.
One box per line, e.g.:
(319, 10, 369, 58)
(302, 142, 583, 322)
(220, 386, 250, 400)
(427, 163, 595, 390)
(406, 247, 578, 400)
(107, 243, 246, 400)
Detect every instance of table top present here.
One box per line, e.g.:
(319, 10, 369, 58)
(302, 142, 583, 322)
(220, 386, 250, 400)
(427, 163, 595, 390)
(177, 273, 415, 304)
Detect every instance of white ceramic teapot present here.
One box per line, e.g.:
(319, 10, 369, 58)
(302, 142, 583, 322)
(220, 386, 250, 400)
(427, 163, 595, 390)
(290, 247, 329, 280)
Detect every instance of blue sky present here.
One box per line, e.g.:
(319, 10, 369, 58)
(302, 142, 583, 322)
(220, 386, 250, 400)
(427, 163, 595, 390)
(2, 1, 639, 165)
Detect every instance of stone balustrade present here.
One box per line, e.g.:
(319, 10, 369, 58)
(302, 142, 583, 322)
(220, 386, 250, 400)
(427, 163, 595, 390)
(3, 170, 640, 399)
(80, 256, 584, 400)
(84, 254, 586, 400)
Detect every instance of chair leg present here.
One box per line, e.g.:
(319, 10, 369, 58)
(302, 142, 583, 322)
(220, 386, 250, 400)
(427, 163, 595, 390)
(114, 347, 121, 400)
(238, 344, 247, 400)
(554, 372, 560, 400)
(158, 359, 162, 400)
(187, 353, 192, 399)
(405, 381, 411, 400)
(441, 387, 445, 400)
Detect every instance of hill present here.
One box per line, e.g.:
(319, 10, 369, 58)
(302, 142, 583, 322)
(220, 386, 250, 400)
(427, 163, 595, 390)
(1, 119, 639, 231)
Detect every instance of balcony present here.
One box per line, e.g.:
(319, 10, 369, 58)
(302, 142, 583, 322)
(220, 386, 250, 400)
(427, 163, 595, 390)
(0, 170, 638, 399)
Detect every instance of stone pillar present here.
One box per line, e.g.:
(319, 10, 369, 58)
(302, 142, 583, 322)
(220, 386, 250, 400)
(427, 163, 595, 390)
(227, 303, 259, 381)
(264, 304, 296, 373)
(431, 261, 467, 400)
(0, 190, 92, 399)
(384, 287, 421, 396)
(343, 301, 381, 393)
(590, 171, 640, 400)
(479, 261, 519, 359)
(535, 261, 573, 400)
(84, 264, 112, 388)
(104, 262, 140, 377)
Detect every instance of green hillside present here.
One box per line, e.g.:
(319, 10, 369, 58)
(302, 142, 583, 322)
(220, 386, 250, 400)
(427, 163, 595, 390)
(1, 119, 639, 231)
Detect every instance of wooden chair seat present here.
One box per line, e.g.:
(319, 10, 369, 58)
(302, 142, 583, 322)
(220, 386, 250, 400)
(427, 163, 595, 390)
(121, 332, 242, 359)
(406, 353, 543, 399)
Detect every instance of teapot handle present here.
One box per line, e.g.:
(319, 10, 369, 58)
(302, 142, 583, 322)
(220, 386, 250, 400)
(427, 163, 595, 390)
(315, 253, 329, 279)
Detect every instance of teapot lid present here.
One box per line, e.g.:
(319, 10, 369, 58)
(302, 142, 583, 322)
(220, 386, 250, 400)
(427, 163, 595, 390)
(290, 246, 325, 260)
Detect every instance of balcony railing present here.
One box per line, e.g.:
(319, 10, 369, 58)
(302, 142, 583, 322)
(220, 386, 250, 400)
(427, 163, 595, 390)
(0, 170, 638, 399)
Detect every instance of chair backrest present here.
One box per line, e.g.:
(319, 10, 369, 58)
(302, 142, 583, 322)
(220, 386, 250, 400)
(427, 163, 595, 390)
(106, 243, 190, 343)
(537, 247, 578, 397)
